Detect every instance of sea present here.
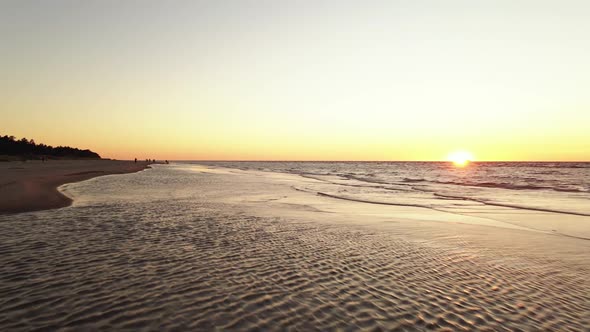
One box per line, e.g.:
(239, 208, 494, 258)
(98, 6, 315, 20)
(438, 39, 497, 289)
(196, 161, 590, 216)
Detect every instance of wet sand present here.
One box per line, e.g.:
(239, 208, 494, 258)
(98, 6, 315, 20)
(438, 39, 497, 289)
(0, 160, 150, 214)
(0, 164, 588, 331)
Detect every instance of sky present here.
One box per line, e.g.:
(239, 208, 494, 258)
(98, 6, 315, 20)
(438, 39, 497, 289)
(1, 0, 589, 161)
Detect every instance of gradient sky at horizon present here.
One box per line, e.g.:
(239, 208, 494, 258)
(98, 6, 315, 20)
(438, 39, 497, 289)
(2, 0, 589, 161)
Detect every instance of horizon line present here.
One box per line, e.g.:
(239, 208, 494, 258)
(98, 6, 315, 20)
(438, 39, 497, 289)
(151, 159, 590, 163)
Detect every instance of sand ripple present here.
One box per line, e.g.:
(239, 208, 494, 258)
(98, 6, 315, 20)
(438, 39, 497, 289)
(0, 197, 588, 331)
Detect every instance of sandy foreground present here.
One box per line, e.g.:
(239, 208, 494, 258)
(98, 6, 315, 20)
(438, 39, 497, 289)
(0, 160, 150, 214)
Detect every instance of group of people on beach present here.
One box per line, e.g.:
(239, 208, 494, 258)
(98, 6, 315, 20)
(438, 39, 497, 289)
(134, 158, 169, 164)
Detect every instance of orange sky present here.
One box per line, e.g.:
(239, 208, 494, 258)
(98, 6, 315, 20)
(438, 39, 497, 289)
(2, 1, 589, 161)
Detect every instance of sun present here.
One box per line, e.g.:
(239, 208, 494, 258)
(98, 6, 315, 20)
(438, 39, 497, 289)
(447, 150, 474, 167)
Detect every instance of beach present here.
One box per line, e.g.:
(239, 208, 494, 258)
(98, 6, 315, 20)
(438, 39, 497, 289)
(0, 160, 151, 214)
(0, 163, 588, 331)
(3, 1, 590, 330)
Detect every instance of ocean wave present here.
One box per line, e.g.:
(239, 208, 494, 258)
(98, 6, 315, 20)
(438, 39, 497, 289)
(295, 183, 590, 219)
(476, 162, 590, 169)
(192, 161, 590, 196)
(405, 179, 587, 193)
(316, 189, 590, 217)
(343, 175, 395, 186)
(297, 170, 588, 195)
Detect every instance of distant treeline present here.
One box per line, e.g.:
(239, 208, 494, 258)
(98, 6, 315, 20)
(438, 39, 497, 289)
(0, 134, 101, 160)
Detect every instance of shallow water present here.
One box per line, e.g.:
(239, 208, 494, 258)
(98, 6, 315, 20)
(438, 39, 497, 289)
(0, 164, 588, 331)
(195, 161, 590, 214)
(196, 161, 590, 239)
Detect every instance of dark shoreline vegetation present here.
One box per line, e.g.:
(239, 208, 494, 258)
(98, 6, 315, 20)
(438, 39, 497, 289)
(0, 134, 101, 161)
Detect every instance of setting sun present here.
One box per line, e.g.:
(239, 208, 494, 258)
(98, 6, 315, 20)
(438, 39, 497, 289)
(447, 150, 474, 167)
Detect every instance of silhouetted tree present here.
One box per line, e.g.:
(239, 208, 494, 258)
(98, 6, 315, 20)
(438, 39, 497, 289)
(0, 134, 101, 159)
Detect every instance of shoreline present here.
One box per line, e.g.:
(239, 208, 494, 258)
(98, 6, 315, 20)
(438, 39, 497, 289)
(0, 160, 152, 215)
